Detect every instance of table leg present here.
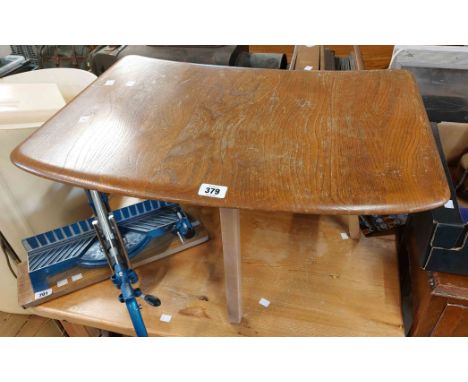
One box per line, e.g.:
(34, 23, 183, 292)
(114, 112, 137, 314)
(348, 216, 361, 240)
(219, 208, 242, 324)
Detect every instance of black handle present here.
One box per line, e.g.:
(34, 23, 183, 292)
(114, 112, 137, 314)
(144, 294, 161, 307)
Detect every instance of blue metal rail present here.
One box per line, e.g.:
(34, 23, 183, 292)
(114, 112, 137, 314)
(23, 199, 192, 292)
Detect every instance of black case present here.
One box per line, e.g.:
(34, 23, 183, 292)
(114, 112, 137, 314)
(405, 123, 468, 275)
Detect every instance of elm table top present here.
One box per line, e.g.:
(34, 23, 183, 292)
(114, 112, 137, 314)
(11, 55, 449, 214)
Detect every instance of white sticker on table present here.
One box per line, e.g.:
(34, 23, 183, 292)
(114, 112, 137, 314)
(444, 200, 454, 209)
(198, 183, 228, 199)
(57, 278, 68, 288)
(71, 273, 83, 282)
(259, 298, 271, 308)
(78, 115, 90, 123)
(160, 314, 172, 323)
(340, 232, 349, 240)
(304, 65, 314, 71)
(105, 79, 115, 86)
(34, 288, 52, 300)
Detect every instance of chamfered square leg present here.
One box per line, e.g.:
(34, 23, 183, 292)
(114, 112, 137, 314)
(219, 207, 242, 323)
(348, 215, 361, 240)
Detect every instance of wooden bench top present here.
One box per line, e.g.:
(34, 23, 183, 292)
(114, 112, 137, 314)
(11, 55, 449, 214)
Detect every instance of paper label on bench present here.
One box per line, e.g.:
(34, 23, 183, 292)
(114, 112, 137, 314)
(71, 273, 83, 282)
(198, 183, 228, 199)
(34, 288, 52, 300)
(259, 297, 271, 308)
(57, 278, 68, 288)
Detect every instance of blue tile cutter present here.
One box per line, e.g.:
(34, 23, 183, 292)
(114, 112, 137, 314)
(23, 191, 196, 336)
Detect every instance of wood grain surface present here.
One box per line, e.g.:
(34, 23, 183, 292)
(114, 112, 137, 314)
(12, 55, 449, 214)
(30, 207, 404, 336)
(0, 311, 65, 337)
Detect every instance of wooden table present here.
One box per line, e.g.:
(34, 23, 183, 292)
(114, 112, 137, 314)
(12, 56, 449, 325)
(29, 208, 405, 336)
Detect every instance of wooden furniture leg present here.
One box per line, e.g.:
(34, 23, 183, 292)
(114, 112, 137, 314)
(219, 208, 242, 324)
(348, 216, 361, 240)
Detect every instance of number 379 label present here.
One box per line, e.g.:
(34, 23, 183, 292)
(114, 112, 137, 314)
(198, 183, 228, 199)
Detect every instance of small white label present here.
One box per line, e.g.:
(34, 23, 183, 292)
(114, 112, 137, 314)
(126, 80, 136, 87)
(259, 298, 270, 308)
(78, 115, 90, 123)
(57, 278, 68, 288)
(105, 79, 115, 86)
(34, 288, 52, 300)
(304, 65, 313, 71)
(160, 314, 172, 323)
(444, 200, 454, 209)
(340, 232, 349, 240)
(71, 273, 83, 282)
(198, 183, 228, 199)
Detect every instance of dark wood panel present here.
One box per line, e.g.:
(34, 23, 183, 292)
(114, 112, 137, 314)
(449, 304, 468, 336)
(407, 240, 447, 336)
(434, 272, 468, 301)
(404, 221, 468, 336)
(431, 304, 468, 336)
(12, 56, 449, 214)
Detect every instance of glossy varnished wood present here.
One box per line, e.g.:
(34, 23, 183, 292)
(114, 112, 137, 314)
(12, 55, 449, 214)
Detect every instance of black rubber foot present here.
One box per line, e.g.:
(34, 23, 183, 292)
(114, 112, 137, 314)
(184, 228, 196, 239)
